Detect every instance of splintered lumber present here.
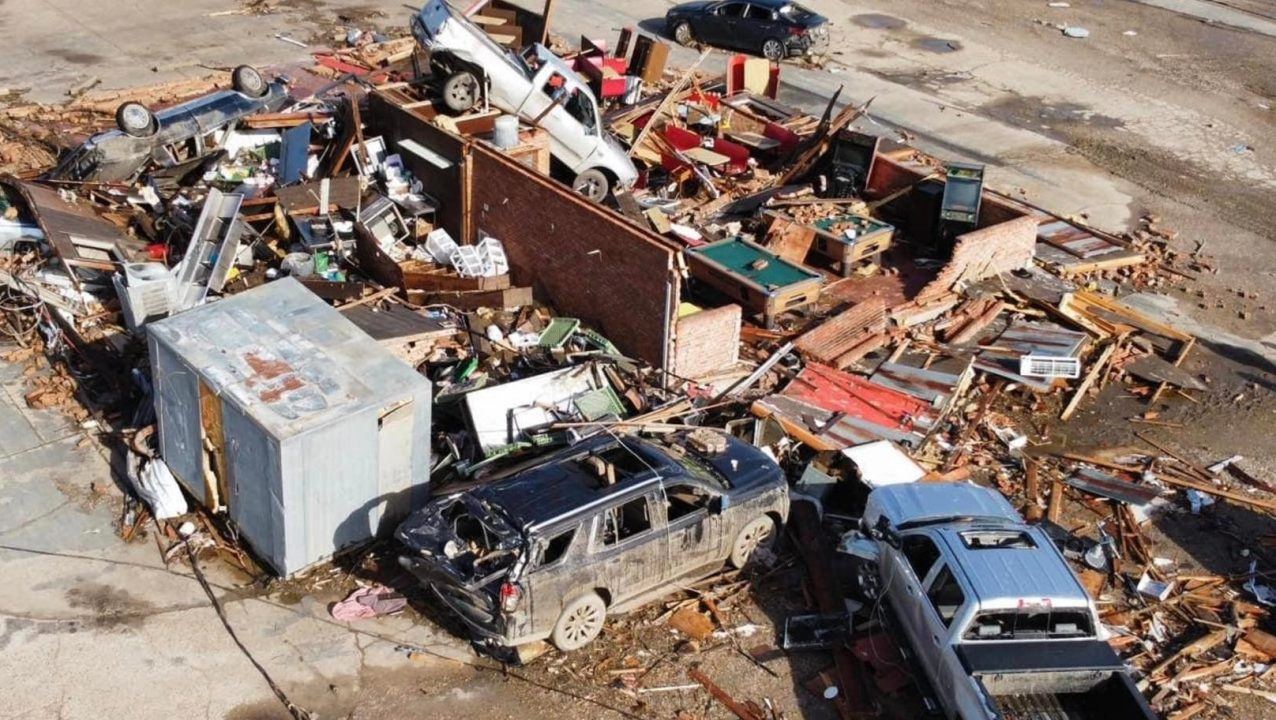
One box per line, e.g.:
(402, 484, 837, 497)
(1061, 342, 1116, 421)
(627, 49, 712, 158)
(778, 96, 874, 185)
(688, 667, 763, 720)
(1047, 478, 1065, 523)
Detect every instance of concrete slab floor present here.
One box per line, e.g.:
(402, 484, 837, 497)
(0, 349, 489, 720)
(0, 0, 416, 104)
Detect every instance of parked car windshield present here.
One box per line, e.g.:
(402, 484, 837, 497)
(963, 608, 1094, 641)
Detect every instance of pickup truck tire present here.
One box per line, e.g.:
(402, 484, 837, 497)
(441, 71, 480, 113)
(761, 38, 785, 61)
(231, 65, 269, 98)
(852, 558, 881, 601)
(572, 168, 610, 202)
(551, 593, 606, 651)
(115, 102, 157, 138)
(672, 21, 695, 47)
(729, 516, 776, 569)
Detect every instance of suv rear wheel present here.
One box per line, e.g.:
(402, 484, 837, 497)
(551, 592, 606, 651)
(729, 516, 776, 569)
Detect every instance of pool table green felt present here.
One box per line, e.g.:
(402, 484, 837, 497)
(693, 239, 819, 289)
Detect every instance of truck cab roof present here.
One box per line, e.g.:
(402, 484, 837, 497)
(932, 524, 1091, 612)
(864, 482, 1021, 531)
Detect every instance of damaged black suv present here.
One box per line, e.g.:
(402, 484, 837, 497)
(396, 431, 789, 654)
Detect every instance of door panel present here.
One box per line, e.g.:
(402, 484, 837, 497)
(661, 483, 724, 576)
(593, 493, 668, 602)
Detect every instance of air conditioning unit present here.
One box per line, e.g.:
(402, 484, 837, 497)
(113, 262, 177, 331)
(1019, 354, 1081, 379)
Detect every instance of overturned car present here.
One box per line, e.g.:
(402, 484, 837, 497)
(46, 66, 290, 183)
(397, 431, 788, 655)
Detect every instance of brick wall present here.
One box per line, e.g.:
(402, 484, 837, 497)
(468, 145, 678, 367)
(915, 215, 1039, 303)
(673, 304, 741, 379)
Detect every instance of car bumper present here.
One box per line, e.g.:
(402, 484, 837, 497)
(788, 31, 830, 56)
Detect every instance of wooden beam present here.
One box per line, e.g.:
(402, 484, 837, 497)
(1061, 342, 1116, 421)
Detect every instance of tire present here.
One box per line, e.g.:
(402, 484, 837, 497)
(672, 21, 695, 47)
(550, 593, 607, 651)
(852, 558, 881, 601)
(761, 38, 785, 61)
(572, 168, 610, 203)
(441, 71, 480, 113)
(231, 65, 268, 98)
(115, 102, 156, 137)
(728, 516, 776, 569)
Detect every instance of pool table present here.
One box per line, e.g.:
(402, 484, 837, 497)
(809, 213, 895, 277)
(687, 237, 824, 328)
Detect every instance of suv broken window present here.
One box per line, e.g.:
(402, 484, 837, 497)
(576, 443, 654, 488)
(664, 484, 711, 522)
(599, 496, 651, 546)
(534, 528, 576, 569)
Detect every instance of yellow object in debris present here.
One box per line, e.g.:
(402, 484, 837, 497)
(678, 302, 702, 318)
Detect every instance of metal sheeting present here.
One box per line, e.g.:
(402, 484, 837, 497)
(148, 278, 432, 576)
(1065, 467, 1163, 506)
(869, 360, 970, 408)
(975, 319, 1089, 392)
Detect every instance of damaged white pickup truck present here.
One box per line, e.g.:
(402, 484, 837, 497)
(411, 0, 639, 202)
(840, 483, 1157, 720)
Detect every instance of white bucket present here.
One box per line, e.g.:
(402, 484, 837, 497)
(492, 115, 520, 149)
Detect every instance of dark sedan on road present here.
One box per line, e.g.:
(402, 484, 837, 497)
(665, 0, 829, 60)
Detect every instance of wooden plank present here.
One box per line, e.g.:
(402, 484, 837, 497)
(1060, 342, 1116, 421)
(1047, 478, 1064, 523)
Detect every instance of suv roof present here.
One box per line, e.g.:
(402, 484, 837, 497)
(470, 435, 680, 530)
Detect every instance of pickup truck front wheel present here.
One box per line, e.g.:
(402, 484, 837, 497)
(572, 168, 610, 202)
(853, 559, 881, 601)
(441, 71, 480, 113)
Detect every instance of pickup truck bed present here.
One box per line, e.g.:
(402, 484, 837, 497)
(960, 641, 1156, 720)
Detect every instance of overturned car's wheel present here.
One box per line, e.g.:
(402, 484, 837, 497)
(551, 593, 606, 651)
(441, 71, 480, 113)
(232, 65, 269, 98)
(115, 102, 156, 137)
(729, 516, 776, 569)
(572, 168, 610, 203)
(672, 21, 695, 47)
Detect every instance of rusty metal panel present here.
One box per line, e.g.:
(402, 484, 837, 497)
(1037, 219, 1120, 259)
(1065, 467, 1164, 506)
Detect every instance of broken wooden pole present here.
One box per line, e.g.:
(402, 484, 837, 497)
(1047, 477, 1065, 523)
(688, 667, 763, 720)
